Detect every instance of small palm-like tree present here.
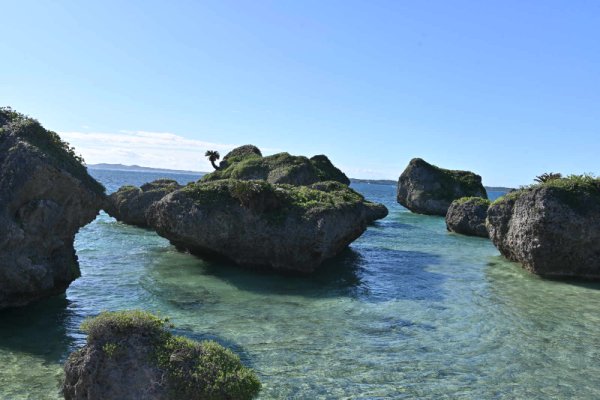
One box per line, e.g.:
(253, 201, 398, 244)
(534, 172, 562, 183)
(205, 150, 221, 170)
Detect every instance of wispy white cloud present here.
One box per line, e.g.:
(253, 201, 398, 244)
(59, 130, 241, 172)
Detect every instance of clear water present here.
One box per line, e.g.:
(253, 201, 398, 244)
(1, 170, 599, 399)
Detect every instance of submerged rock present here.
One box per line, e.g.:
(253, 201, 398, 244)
(63, 310, 261, 400)
(0, 107, 104, 309)
(105, 179, 182, 227)
(203, 145, 350, 186)
(445, 197, 490, 238)
(397, 158, 487, 216)
(147, 180, 387, 272)
(487, 176, 600, 279)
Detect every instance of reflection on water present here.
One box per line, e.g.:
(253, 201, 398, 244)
(0, 172, 599, 399)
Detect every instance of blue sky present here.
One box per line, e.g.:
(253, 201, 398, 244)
(1, 0, 598, 186)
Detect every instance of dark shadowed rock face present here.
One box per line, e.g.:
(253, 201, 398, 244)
(0, 108, 105, 309)
(147, 180, 387, 272)
(397, 158, 487, 216)
(487, 178, 600, 279)
(203, 145, 350, 186)
(63, 310, 261, 400)
(105, 179, 182, 227)
(445, 197, 490, 238)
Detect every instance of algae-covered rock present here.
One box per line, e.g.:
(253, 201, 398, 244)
(487, 176, 600, 279)
(105, 179, 182, 227)
(397, 158, 487, 216)
(0, 107, 105, 309)
(203, 145, 350, 186)
(147, 179, 386, 272)
(63, 310, 261, 400)
(445, 197, 490, 238)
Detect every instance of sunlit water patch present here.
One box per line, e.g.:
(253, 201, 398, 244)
(0, 171, 599, 399)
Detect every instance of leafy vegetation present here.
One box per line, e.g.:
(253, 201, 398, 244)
(492, 174, 600, 212)
(0, 107, 105, 195)
(453, 196, 491, 207)
(534, 172, 562, 183)
(205, 150, 221, 170)
(80, 310, 261, 399)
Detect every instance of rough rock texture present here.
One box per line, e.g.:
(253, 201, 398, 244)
(63, 310, 261, 400)
(147, 180, 387, 272)
(397, 158, 487, 216)
(105, 179, 182, 227)
(203, 145, 350, 186)
(445, 197, 490, 238)
(0, 108, 105, 309)
(487, 181, 600, 279)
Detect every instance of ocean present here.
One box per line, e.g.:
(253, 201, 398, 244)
(1, 169, 599, 399)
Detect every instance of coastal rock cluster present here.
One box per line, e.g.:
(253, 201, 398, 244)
(104, 179, 182, 227)
(106, 145, 387, 272)
(63, 310, 261, 400)
(0, 108, 105, 309)
(487, 178, 600, 279)
(445, 197, 490, 238)
(397, 158, 487, 216)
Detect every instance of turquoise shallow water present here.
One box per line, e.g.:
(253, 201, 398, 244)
(1, 170, 600, 399)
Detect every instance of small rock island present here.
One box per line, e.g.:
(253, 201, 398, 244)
(107, 145, 388, 272)
(445, 197, 491, 238)
(0, 107, 105, 309)
(397, 158, 487, 216)
(63, 310, 261, 400)
(487, 175, 600, 279)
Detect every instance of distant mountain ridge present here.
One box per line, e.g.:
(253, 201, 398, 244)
(88, 163, 205, 175)
(88, 164, 512, 192)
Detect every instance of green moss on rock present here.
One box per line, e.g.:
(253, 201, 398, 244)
(454, 196, 491, 207)
(79, 310, 261, 399)
(0, 107, 105, 195)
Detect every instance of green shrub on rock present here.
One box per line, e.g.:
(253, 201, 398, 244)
(65, 310, 261, 400)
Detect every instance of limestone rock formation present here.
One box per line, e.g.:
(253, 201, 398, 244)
(147, 180, 387, 272)
(487, 177, 600, 279)
(105, 179, 182, 227)
(0, 107, 105, 309)
(63, 310, 261, 400)
(445, 197, 490, 238)
(397, 158, 487, 216)
(203, 145, 350, 186)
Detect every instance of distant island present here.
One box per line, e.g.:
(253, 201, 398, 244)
(87, 163, 206, 175)
(88, 164, 513, 192)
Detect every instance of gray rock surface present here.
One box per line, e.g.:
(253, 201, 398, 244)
(105, 179, 182, 227)
(397, 158, 487, 216)
(487, 183, 600, 279)
(147, 180, 387, 272)
(0, 108, 104, 309)
(445, 197, 490, 237)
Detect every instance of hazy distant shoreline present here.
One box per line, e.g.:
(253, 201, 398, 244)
(88, 163, 512, 191)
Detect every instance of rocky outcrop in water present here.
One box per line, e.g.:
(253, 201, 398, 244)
(445, 197, 490, 238)
(147, 180, 386, 272)
(203, 145, 350, 186)
(487, 177, 600, 279)
(105, 179, 182, 227)
(0, 108, 104, 309)
(63, 310, 261, 400)
(397, 158, 487, 216)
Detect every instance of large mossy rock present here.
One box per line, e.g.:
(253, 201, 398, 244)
(487, 177, 600, 279)
(147, 180, 386, 272)
(203, 145, 350, 186)
(0, 107, 105, 309)
(105, 179, 182, 227)
(63, 310, 261, 400)
(397, 158, 487, 216)
(445, 197, 490, 238)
